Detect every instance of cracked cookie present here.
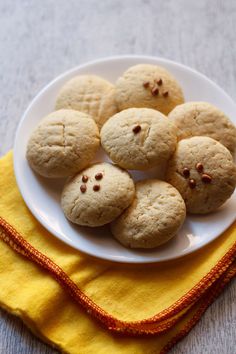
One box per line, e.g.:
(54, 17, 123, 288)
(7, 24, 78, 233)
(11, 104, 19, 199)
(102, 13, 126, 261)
(61, 163, 135, 227)
(26, 109, 100, 178)
(166, 136, 236, 214)
(101, 108, 177, 170)
(111, 179, 186, 248)
(115, 64, 184, 115)
(168, 101, 236, 154)
(55, 75, 118, 129)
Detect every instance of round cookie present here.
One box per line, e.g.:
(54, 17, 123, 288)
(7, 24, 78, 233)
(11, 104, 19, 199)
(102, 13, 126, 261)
(168, 101, 236, 154)
(111, 179, 186, 249)
(115, 64, 184, 115)
(55, 75, 118, 129)
(101, 108, 177, 170)
(61, 163, 135, 227)
(26, 109, 100, 178)
(166, 136, 236, 214)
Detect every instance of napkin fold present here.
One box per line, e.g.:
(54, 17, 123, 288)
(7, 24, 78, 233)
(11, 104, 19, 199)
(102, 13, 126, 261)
(0, 151, 235, 354)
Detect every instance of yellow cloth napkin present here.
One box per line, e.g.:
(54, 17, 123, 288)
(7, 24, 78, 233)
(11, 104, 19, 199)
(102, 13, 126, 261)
(0, 151, 235, 354)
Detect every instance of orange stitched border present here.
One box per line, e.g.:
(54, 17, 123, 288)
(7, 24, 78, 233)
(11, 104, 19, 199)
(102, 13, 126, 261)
(0, 216, 235, 337)
(160, 262, 236, 354)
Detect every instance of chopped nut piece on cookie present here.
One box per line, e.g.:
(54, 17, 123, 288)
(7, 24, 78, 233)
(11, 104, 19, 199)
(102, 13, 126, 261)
(82, 175, 89, 183)
(132, 125, 141, 134)
(162, 91, 169, 97)
(95, 173, 103, 180)
(183, 168, 190, 178)
(151, 86, 159, 96)
(196, 163, 204, 173)
(201, 174, 212, 183)
(143, 81, 149, 88)
(93, 184, 100, 191)
(189, 179, 196, 189)
(80, 185, 87, 193)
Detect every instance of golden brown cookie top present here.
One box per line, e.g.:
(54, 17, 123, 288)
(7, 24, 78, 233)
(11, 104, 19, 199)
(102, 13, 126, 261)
(26, 109, 100, 178)
(166, 136, 236, 214)
(101, 108, 177, 170)
(115, 64, 184, 114)
(61, 162, 135, 227)
(111, 179, 186, 248)
(55, 75, 118, 129)
(168, 101, 236, 154)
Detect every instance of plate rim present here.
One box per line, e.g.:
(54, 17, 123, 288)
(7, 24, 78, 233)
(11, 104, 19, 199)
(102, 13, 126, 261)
(13, 55, 236, 263)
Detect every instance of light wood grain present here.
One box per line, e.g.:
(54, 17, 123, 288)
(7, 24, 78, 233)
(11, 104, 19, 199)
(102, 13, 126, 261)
(0, 0, 235, 353)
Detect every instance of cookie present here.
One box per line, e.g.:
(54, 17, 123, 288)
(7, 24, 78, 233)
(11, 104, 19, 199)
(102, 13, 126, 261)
(101, 108, 177, 170)
(26, 109, 100, 178)
(55, 75, 118, 129)
(115, 64, 184, 115)
(166, 136, 236, 214)
(168, 101, 236, 154)
(61, 163, 135, 227)
(111, 179, 186, 249)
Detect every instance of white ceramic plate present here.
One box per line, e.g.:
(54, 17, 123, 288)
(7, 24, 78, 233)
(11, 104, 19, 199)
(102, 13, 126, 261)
(14, 55, 236, 263)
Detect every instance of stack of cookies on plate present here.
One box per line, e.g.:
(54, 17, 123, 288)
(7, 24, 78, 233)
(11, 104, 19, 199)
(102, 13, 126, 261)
(26, 64, 236, 249)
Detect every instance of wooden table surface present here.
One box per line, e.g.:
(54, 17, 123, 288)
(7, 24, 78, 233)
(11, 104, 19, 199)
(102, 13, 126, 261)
(0, 0, 235, 353)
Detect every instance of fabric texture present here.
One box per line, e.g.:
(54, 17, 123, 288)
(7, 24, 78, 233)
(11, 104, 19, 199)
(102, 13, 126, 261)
(0, 151, 235, 354)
